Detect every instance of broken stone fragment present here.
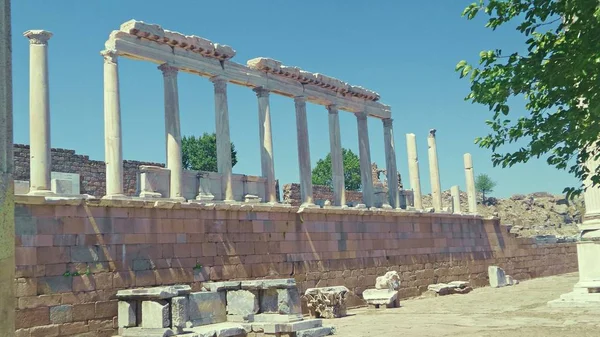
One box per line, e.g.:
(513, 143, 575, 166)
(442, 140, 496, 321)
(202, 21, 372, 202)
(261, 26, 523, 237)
(375, 271, 400, 291)
(488, 266, 508, 288)
(246, 57, 282, 71)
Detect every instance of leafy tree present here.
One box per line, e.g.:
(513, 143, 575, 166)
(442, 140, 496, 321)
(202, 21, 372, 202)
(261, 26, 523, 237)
(312, 148, 362, 191)
(182, 133, 237, 172)
(456, 0, 600, 198)
(475, 173, 497, 202)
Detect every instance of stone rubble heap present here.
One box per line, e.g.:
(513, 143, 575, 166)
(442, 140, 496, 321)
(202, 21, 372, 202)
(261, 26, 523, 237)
(116, 279, 335, 337)
(362, 271, 401, 309)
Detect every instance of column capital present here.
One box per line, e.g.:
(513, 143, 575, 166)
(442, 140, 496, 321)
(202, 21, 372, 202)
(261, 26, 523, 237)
(159, 63, 179, 77)
(211, 76, 227, 93)
(294, 95, 307, 104)
(355, 111, 368, 121)
(253, 86, 270, 98)
(327, 104, 339, 114)
(100, 50, 118, 64)
(382, 118, 393, 127)
(429, 128, 437, 137)
(23, 30, 52, 45)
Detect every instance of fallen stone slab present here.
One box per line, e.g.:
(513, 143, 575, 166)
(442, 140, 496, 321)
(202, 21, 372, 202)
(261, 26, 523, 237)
(121, 327, 176, 337)
(362, 289, 399, 308)
(241, 278, 296, 290)
(117, 285, 191, 300)
(189, 322, 246, 337)
(205, 281, 241, 292)
(488, 266, 508, 288)
(296, 326, 336, 337)
(253, 313, 304, 323)
(263, 319, 324, 334)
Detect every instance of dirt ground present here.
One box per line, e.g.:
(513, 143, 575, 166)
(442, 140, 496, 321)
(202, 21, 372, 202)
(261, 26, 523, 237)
(331, 273, 600, 337)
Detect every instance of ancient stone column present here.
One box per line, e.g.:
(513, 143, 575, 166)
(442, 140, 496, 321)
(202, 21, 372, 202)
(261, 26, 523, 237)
(451, 185, 461, 214)
(211, 76, 234, 202)
(383, 118, 399, 208)
(406, 133, 423, 209)
(101, 50, 125, 198)
(464, 153, 477, 213)
(253, 87, 277, 203)
(328, 104, 345, 206)
(356, 112, 374, 207)
(294, 96, 314, 206)
(427, 129, 442, 211)
(0, 0, 15, 334)
(159, 64, 184, 201)
(24, 30, 53, 195)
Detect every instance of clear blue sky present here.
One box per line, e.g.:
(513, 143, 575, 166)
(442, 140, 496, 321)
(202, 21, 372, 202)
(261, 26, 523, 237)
(10, 0, 579, 198)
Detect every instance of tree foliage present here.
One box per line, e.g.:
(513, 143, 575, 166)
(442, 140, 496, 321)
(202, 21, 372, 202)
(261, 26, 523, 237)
(475, 173, 497, 202)
(456, 0, 600, 198)
(182, 133, 237, 172)
(312, 148, 362, 191)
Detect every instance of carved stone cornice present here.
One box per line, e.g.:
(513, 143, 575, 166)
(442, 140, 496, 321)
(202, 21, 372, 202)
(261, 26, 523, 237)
(211, 76, 227, 94)
(100, 50, 119, 65)
(158, 63, 179, 77)
(327, 104, 339, 115)
(382, 118, 393, 128)
(253, 86, 270, 98)
(355, 111, 368, 121)
(23, 30, 52, 45)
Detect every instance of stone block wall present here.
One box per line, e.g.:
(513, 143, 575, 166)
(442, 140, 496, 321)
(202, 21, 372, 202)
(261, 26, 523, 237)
(13, 197, 578, 336)
(283, 183, 413, 207)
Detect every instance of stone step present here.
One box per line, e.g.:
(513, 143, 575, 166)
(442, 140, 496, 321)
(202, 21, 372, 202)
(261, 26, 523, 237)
(263, 319, 323, 334)
(296, 326, 335, 337)
(187, 322, 246, 337)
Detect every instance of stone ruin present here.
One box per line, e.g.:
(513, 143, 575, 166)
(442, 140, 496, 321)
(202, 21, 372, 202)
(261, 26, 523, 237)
(116, 279, 334, 337)
(304, 286, 349, 319)
(363, 271, 401, 309)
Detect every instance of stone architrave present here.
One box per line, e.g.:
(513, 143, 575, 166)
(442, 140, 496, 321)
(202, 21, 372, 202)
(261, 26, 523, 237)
(405, 133, 423, 209)
(427, 129, 442, 211)
(0, 1, 15, 334)
(356, 111, 374, 207)
(464, 153, 477, 214)
(328, 104, 345, 206)
(159, 64, 184, 201)
(211, 76, 234, 202)
(253, 87, 277, 203)
(294, 96, 314, 206)
(24, 29, 53, 196)
(101, 49, 125, 198)
(451, 185, 461, 213)
(383, 118, 399, 208)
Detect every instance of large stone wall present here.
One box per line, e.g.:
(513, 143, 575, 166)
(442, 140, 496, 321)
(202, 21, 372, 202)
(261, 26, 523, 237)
(13, 197, 577, 336)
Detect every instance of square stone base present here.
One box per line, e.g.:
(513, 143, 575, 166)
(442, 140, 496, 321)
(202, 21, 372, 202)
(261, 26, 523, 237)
(548, 289, 600, 308)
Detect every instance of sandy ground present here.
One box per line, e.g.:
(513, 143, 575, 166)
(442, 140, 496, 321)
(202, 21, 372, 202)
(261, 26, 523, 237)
(331, 273, 600, 337)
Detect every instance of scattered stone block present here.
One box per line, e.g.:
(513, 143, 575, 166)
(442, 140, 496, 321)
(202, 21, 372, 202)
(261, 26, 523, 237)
(188, 291, 227, 326)
(205, 281, 241, 292)
(488, 266, 508, 288)
(362, 289, 398, 308)
(427, 282, 473, 296)
(263, 319, 324, 334)
(253, 313, 304, 323)
(117, 285, 191, 300)
(189, 322, 246, 337)
(121, 327, 176, 337)
(505, 275, 519, 286)
(118, 301, 136, 327)
(297, 326, 336, 337)
(227, 290, 259, 316)
(375, 271, 400, 290)
(141, 300, 170, 328)
(170, 296, 188, 331)
(304, 286, 349, 319)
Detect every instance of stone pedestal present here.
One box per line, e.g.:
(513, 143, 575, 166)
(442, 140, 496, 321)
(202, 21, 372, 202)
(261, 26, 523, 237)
(211, 76, 234, 202)
(427, 129, 442, 211)
(383, 118, 399, 208)
(254, 87, 277, 203)
(356, 112, 373, 207)
(24, 30, 54, 196)
(406, 133, 422, 209)
(464, 153, 477, 214)
(328, 104, 345, 206)
(294, 96, 314, 206)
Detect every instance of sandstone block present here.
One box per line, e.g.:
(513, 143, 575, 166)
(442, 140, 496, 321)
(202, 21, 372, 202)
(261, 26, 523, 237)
(49, 305, 73, 324)
(171, 296, 188, 331)
(118, 301, 136, 328)
(488, 266, 507, 288)
(375, 271, 400, 290)
(142, 300, 170, 329)
(188, 291, 226, 326)
(227, 290, 259, 316)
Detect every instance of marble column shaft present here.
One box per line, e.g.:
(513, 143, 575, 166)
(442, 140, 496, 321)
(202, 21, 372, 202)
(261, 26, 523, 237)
(294, 96, 314, 205)
(581, 150, 600, 231)
(254, 87, 277, 203)
(451, 185, 461, 214)
(159, 64, 184, 200)
(356, 112, 374, 207)
(211, 76, 234, 201)
(383, 118, 399, 208)
(328, 104, 345, 206)
(464, 153, 477, 213)
(102, 50, 124, 197)
(406, 133, 423, 209)
(0, 0, 15, 334)
(24, 30, 53, 195)
(427, 130, 442, 211)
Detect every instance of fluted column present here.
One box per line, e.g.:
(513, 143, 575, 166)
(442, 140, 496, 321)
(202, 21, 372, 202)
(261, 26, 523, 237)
(581, 153, 600, 232)
(254, 87, 277, 203)
(101, 50, 124, 198)
(356, 111, 373, 207)
(211, 76, 234, 202)
(0, 0, 15, 334)
(383, 118, 399, 208)
(328, 104, 345, 206)
(428, 129, 442, 211)
(294, 96, 314, 205)
(464, 153, 477, 214)
(159, 64, 184, 201)
(406, 133, 423, 209)
(24, 30, 53, 195)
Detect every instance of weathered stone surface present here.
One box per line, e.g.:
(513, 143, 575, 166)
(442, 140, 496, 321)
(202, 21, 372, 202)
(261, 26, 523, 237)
(121, 327, 176, 337)
(240, 278, 296, 290)
(227, 290, 259, 316)
(189, 322, 246, 337)
(488, 266, 508, 288)
(253, 313, 304, 323)
(427, 282, 473, 296)
(142, 300, 170, 329)
(188, 291, 226, 326)
(117, 285, 191, 300)
(171, 296, 188, 330)
(297, 326, 336, 337)
(362, 289, 398, 308)
(263, 319, 323, 334)
(304, 286, 348, 319)
(277, 288, 302, 315)
(375, 271, 400, 290)
(505, 275, 519, 286)
(448, 281, 469, 288)
(118, 301, 136, 327)
(205, 281, 241, 292)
